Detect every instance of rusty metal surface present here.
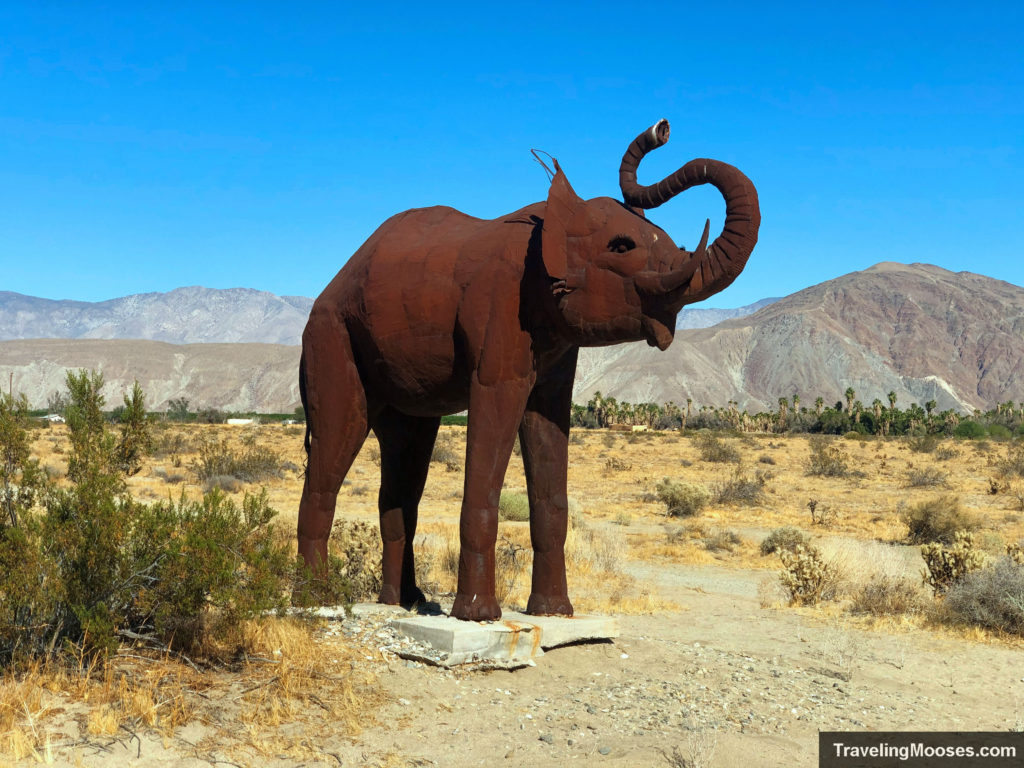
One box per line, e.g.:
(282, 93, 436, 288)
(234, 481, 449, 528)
(297, 121, 760, 620)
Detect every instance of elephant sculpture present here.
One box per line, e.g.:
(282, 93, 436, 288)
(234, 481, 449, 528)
(297, 119, 760, 620)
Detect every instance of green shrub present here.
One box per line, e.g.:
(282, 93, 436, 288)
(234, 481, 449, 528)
(498, 491, 530, 522)
(901, 495, 979, 544)
(760, 527, 810, 556)
(953, 420, 987, 439)
(944, 557, 1024, 635)
(192, 437, 282, 484)
(0, 373, 293, 665)
(693, 431, 740, 463)
(806, 436, 851, 477)
(1, 393, 48, 528)
(988, 424, 1012, 440)
(921, 531, 986, 595)
(655, 478, 710, 518)
(115, 381, 152, 476)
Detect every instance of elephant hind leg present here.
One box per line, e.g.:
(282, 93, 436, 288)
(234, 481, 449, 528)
(371, 407, 440, 606)
(297, 313, 371, 578)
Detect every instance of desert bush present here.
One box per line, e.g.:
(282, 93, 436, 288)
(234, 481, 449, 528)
(202, 474, 244, 493)
(901, 495, 979, 544)
(115, 381, 152, 476)
(757, 454, 776, 465)
(778, 544, 838, 605)
(498, 491, 530, 522)
(327, 519, 382, 602)
(996, 444, 1024, 478)
(934, 445, 960, 461)
(655, 478, 709, 518)
(693, 431, 740, 463)
(903, 466, 948, 488)
(921, 531, 986, 595)
(0, 375, 293, 665)
(430, 436, 461, 471)
(1, 394, 48, 528)
(1008, 542, 1024, 565)
(605, 456, 632, 471)
(953, 420, 987, 439)
(703, 528, 742, 553)
(908, 434, 940, 453)
(850, 573, 928, 616)
(944, 557, 1024, 635)
(191, 438, 282, 484)
(713, 468, 769, 506)
(806, 498, 837, 526)
(495, 536, 529, 605)
(565, 520, 624, 575)
(988, 424, 1013, 440)
(760, 527, 810, 556)
(806, 435, 851, 477)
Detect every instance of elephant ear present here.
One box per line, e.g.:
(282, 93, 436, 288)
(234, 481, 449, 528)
(541, 160, 586, 286)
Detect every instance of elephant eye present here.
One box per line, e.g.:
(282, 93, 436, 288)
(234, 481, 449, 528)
(608, 235, 636, 254)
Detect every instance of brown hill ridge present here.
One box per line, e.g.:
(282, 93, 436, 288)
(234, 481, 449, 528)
(3, 263, 1023, 413)
(575, 262, 1024, 412)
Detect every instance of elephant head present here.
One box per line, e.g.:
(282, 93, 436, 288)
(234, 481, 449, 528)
(541, 119, 760, 351)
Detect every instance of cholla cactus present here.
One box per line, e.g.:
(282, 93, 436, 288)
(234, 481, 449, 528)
(779, 544, 834, 605)
(921, 531, 986, 595)
(1007, 541, 1024, 566)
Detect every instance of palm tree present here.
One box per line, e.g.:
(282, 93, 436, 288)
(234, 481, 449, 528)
(887, 390, 897, 412)
(844, 387, 856, 415)
(814, 396, 824, 416)
(777, 397, 789, 430)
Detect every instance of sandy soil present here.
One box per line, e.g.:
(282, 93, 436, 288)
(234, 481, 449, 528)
(8, 425, 1024, 767)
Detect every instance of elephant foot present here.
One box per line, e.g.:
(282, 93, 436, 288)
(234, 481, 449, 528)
(451, 593, 501, 621)
(526, 593, 574, 617)
(380, 584, 427, 609)
(400, 585, 426, 607)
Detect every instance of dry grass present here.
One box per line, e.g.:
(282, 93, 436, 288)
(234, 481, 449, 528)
(17, 422, 1024, 756)
(0, 615, 383, 764)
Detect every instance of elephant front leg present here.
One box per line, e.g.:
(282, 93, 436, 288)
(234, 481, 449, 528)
(451, 377, 532, 621)
(520, 350, 577, 616)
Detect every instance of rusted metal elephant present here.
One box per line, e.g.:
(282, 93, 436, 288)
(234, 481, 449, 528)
(298, 120, 760, 620)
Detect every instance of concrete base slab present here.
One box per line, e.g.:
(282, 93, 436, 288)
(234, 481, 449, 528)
(390, 610, 618, 668)
(392, 615, 543, 667)
(502, 611, 619, 649)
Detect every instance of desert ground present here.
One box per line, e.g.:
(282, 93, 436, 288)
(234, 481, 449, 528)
(3, 422, 1024, 767)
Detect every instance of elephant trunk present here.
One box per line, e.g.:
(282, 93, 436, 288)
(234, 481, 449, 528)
(621, 120, 760, 306)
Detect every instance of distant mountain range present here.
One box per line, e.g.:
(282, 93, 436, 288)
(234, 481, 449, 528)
(2, 263, 1022, 412)
(0, 287, 314, 346)
(0, 288, 770, 346)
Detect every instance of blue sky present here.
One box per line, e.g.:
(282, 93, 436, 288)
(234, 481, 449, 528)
(1, 2, 1021, 307)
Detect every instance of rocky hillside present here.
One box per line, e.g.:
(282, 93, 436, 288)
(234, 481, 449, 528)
(0, 287, 313, 345)
(675, 297, 779, 329)
(4, 263, 1023, 413)
(0, 339, 301, 412)
(575, 262, 1024, 412)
